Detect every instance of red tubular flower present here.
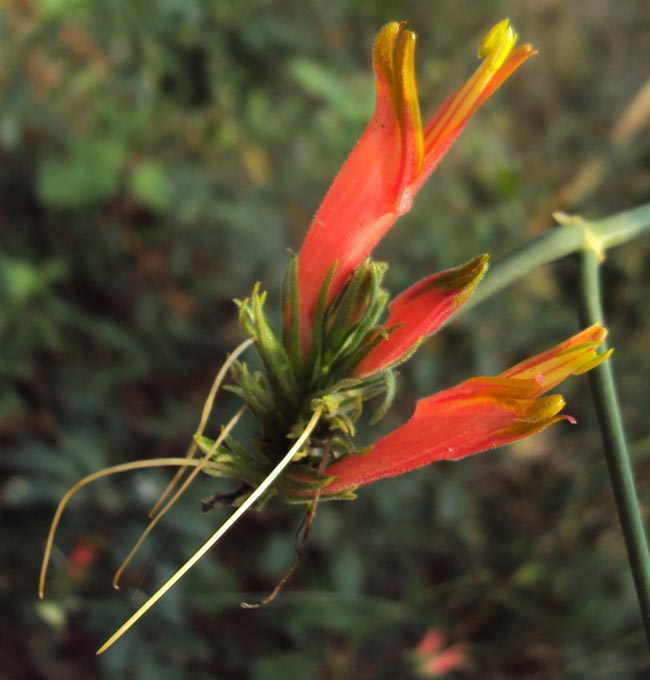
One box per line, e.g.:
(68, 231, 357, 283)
(354, 254, 489, 377)
(413, 629, 467, 677)
(320, 324, 612, 495)
(296, 20, 535, 348)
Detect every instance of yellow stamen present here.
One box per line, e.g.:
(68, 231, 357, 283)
(96, 407, 324, 655)
(571, 347, 614, 375)
(425, 19, 521, 147)
(373, 22, 401, 89)
(478, 18, 518, 72)
(511, 341, 612, 387)
(373, 23, 424, 173)
(505, 394, 567, 437)
(527, 394, 566, 422)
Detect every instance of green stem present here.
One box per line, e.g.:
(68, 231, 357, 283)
(578, 248, 650, 649)
(591, 203, 650, 250)
(460, 202, 650, 315)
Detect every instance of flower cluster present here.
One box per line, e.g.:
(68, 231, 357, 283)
(41, 18, 613, 654)
(197, 19, 610, 503)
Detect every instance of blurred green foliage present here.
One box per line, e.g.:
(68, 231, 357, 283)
(2, 0, 650, 678)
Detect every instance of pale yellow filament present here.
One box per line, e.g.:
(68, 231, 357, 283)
(39, 457, 231, 600)
(148, 337, 254, 519)
(96, 407, 323, 655)
(111, 405, 247, 589)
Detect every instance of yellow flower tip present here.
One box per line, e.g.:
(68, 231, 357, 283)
(572, 347, 614, 375)
(555, 335, 612, 377)
(394, 27, 424, 171)
(478, 19, 513, 57)
(433, 253, 489, 300)
(532, 394, 566, 423)
(478, 18, 518, 72)
(504, 394, 567, 438)
(373, 22, 402, 81)
(372, 22, 424, 174)
(395, 28, 417, 92)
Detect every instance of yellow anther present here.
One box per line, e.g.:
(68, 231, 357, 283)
(372, 23, 425, 174)
(572, 348, 614, 375)
(478, 19, 517, 72)
(478, 19, 510, 57)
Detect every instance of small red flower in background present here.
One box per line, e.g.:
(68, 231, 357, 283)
(68, 538, 98, 581)
(413, 629, 467, 677)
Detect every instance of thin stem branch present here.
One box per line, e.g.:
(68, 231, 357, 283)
(460, 202, 650, 316)
(592, 203, 650, 251)
(578, 247, 650, 649)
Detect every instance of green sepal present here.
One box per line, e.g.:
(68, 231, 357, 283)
(306, 263, 336, 381)
(226, 361, 289, 433)
(322, 377, 363, 392)
(238, 284, 299, 410)
(335, 443, 373, 458)
(280, 490, 359, 504)
(369, 369, 396, 425)
(193, 433, 353, 504)
(223, 433, 270, 465)
(195, 434, 269, 489)
(328, 431, 354, 456)
(235, 296, 257, 337)
(272, 463, 353, 504)
(319, 261, 390, 381)
(222, 254, 412, 500)
(281, 253, 302, 375)
(327, 316, 391, 379)
(277, 473, 359, 504)
(323, 259, 384, 348)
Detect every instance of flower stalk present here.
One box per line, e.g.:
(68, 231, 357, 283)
(579, 246, 650, 648)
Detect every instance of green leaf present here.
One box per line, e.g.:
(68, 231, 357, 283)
(37, 139, 126, 208)
(129, 161, 172, 212)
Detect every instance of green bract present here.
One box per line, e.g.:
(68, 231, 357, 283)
(196, 257, 398, 504)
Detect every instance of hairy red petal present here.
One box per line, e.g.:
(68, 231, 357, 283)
(322, 325, 609, 493)
(295, 21, 534, 351)
(355, 254, 488, 376)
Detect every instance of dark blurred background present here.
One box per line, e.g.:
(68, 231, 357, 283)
(2, 0, 650, 678)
